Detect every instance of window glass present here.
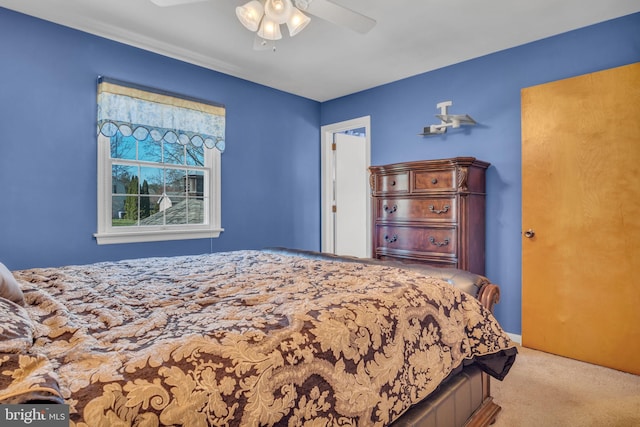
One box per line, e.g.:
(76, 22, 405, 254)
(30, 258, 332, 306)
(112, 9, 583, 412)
(112, 195, 129, 226)
(112, 165, 137, 195)
(139, 138, 162, 163)
(164, 142, 185, 165)
(140, 167, 163, 195)
(105, 138, 213, 232)
(111, 136, 136, 160)
(186, 146, 205, 167)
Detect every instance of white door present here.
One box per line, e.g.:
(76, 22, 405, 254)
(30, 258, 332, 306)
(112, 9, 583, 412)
(334, 133, 368, 257)
(321, 117, 371, 258)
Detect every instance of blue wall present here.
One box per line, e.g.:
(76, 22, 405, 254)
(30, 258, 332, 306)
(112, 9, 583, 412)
(0, 8, 321, 270)
(1, 7, 638, 335)
(321, 13, 640, 334)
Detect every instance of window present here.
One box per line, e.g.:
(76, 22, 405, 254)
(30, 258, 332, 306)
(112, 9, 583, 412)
(94, 78, 224, 245)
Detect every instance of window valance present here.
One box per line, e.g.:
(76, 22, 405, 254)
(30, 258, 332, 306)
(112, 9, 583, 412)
(97, 77, 225, 152)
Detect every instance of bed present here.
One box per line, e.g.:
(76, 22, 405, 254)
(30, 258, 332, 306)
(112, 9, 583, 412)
(0, 248, 516, 426)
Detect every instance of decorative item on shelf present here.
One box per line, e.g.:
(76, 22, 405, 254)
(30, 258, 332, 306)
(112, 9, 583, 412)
(420, 101, 477, 136)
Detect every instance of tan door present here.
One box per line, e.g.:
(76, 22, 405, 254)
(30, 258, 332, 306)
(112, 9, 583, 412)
(521, 62, 640, 375)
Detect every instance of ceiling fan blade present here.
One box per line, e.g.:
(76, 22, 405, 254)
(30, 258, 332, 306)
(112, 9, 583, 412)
(303, 0, 376, 34)
(150, 0, 208, 7)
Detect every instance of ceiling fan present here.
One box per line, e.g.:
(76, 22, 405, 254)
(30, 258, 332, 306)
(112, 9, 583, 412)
(150, 0, 376, 46)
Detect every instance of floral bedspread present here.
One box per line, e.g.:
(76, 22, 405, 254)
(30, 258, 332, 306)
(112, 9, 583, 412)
(1, 250, 516, 426)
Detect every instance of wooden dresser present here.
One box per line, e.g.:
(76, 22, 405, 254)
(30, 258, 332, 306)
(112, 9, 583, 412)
(369, 157, 489, 275)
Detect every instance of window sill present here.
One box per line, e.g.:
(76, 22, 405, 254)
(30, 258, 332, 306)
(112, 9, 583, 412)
(94, 228, 223, 245)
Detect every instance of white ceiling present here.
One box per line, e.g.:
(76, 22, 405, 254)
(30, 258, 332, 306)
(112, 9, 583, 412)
(2, 0, 639, 102)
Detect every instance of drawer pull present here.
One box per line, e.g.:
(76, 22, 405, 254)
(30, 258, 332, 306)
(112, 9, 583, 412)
(384, 234, 398, 243)
(391, 180, 396, 186)
(429, 204, 450, 214)
(429, 237, 450, 247)
(383, 204, 398, 214)
(431, 178, 438, 185)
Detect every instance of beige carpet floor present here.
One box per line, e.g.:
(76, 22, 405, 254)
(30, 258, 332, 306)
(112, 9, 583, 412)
(491, 345, 640, 427)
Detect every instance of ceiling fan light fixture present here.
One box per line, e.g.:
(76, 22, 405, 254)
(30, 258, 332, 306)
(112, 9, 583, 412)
(257, 17, 283, 40)
(286, 8, 310, 37)
(264, 0, 293, 24)
(236, 0, 264, 32)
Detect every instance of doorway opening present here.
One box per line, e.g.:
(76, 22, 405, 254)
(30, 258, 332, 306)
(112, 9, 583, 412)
(321, 116, 371, 257)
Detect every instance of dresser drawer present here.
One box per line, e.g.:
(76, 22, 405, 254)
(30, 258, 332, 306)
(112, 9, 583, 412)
(374, 172, 409, 194)
(377, 254, 458, 269)
(376, 197, 457, 222)
(375, 225, 457, 255)
(413, 169, 456, 192)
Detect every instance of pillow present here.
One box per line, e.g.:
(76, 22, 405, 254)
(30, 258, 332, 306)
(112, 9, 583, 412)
(0, 262, 25, 306)
(0, 297, 34, 353)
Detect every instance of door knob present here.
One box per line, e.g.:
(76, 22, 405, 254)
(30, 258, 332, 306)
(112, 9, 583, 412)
(523, 229, 535, 238)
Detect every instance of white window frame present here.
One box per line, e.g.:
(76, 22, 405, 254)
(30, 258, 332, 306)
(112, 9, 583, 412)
(94, 134, 222, 245)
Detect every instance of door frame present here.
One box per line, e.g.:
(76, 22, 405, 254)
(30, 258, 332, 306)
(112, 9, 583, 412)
(320, 116, 371, 255)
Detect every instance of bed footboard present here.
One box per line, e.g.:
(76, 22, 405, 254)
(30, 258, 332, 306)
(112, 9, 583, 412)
(477, 283, 500, 314)
(391, 365, 500, 427)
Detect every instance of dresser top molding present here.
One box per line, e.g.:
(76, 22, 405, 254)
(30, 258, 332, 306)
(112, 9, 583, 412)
(369, 157, 490, 173)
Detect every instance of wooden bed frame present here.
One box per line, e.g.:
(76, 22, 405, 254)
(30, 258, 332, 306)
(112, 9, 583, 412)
(391, 268, 503, 427)
(392, 365, 499, 427)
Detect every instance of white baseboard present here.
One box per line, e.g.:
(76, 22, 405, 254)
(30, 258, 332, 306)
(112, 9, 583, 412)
(507, 332, 522, 344)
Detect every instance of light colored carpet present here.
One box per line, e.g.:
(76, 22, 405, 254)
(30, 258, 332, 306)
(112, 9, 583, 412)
(491, 345, 640, 427)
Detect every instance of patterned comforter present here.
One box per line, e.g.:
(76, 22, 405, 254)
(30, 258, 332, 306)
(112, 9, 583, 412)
(1, 250, 516, 426)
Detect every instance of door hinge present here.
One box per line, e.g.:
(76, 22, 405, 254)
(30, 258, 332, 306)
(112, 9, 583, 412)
(331, 142, 337, 151)
(332, 205, 337, 213)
